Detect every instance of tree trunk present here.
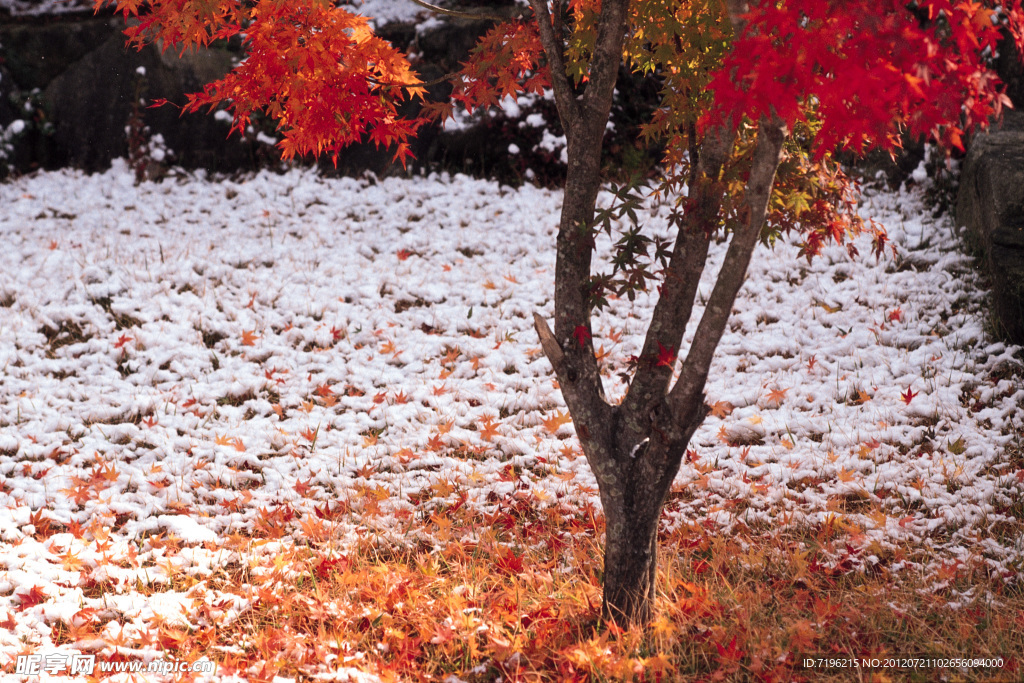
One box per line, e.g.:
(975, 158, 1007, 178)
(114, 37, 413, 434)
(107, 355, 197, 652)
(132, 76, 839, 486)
(528, 0, 787, 630)
(601, 493, 661, 625)
(595, 403, 707, 625)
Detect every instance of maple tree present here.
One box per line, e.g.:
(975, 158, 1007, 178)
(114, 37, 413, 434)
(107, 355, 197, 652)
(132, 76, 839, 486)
(95, 0, 1024, 625)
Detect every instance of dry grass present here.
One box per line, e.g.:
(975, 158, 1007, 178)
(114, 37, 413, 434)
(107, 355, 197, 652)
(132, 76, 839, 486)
(10, 489, 1021, 683)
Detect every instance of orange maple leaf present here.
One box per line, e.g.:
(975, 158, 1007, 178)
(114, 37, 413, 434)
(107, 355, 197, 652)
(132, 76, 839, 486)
(241, 329, 259, 346)
(541, 411, 572, 435)
(60, 548, 85, 572)
(709, 401, 734, 419)
(478, 418, 501, 441)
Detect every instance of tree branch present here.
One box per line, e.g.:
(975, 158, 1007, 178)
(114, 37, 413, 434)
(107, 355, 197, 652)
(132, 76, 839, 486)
(580, 0, 630, 124)
(552, 0, 565, 47)
(618, 127, 735, 442)
(531, 0, 630, 478)
(533, 312, 566, 377)
(528, 0, 579, 129)
(722, 0, 750, 34)
(668, 117, 788, 416)
(371, 71, 461, 89)
(406, 0, 512, 22)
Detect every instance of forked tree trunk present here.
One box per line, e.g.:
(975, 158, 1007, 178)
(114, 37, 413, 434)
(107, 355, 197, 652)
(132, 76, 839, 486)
(527, 0, 785, 628)
(595, 411, 707, 624)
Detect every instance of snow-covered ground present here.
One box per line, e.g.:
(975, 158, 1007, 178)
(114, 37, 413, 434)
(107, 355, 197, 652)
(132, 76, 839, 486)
(0, 161, 1021, 673)
(0, 0, 431, 23)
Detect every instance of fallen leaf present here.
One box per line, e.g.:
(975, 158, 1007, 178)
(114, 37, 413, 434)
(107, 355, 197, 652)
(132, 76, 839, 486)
(710, 401, 734, 419)
(541, 411, 572, 435)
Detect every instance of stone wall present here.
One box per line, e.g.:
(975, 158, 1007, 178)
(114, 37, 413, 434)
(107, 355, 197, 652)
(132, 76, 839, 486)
(956, 110, 1024, 344)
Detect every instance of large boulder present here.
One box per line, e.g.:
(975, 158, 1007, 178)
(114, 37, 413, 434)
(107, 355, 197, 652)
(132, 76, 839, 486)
(0, 16, 115, 90)
(956, 109, 1024, 344)
(41, 31, 267, 173)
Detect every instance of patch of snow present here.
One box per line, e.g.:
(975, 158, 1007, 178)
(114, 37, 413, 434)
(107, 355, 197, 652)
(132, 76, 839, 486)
(342, 0, 426, 27)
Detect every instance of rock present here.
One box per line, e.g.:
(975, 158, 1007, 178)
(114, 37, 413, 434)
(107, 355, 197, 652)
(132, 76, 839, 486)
(956, 109, 1024, 344)
(0, 16, 116, 90)
(42, 30, 267, 173)
(996, 28, 1024, 109)
(0, 13, 279, 174)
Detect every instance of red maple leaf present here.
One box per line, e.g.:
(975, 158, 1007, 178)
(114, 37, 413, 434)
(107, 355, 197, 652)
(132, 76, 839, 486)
(114, 334, 133, 350)
(16, 585, 48, 611)
(573, 325, 591, 347)
(901, 386, 918, 404)
(888, 307, 903, 323)
(656, 341, 676, 368)
(493, 547, 524, 575)
(714, 635, 745, 662)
